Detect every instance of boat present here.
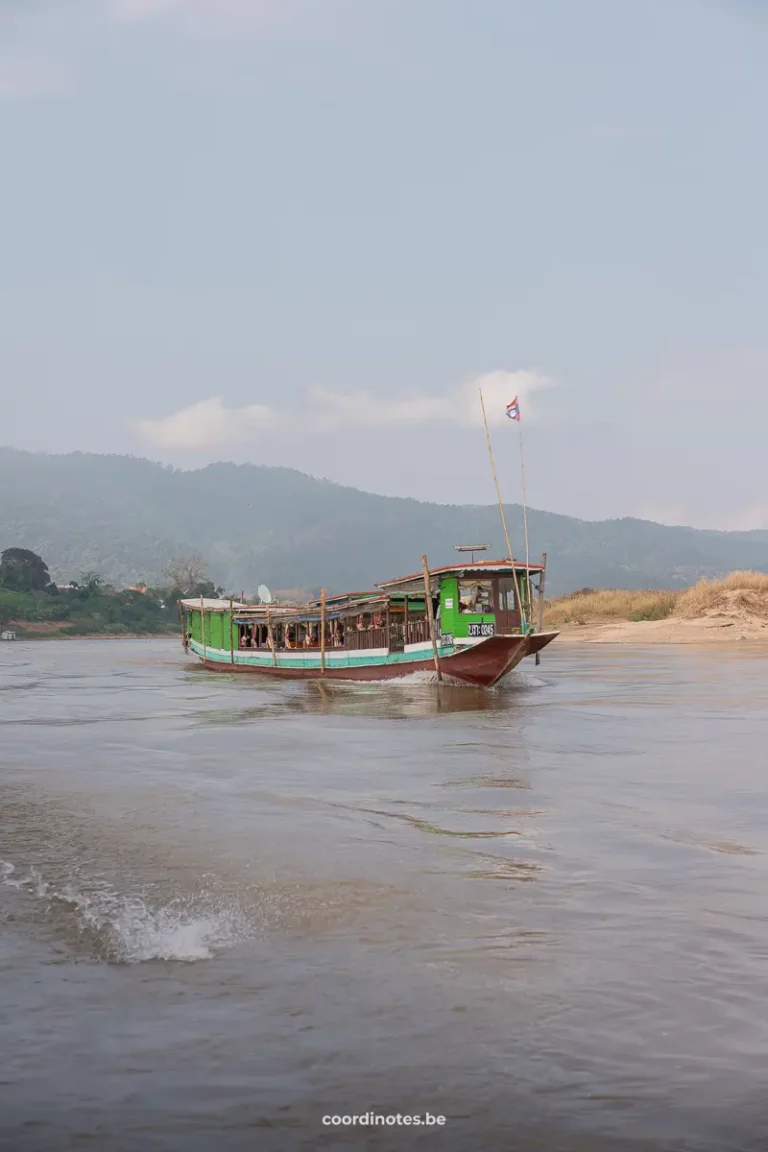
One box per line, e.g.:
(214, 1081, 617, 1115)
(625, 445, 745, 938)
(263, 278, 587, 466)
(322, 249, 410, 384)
(179, 556, 558, 688)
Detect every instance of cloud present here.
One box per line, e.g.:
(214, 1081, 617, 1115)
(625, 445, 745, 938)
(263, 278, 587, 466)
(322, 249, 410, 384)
(462, 370, 554, 426)
(310, 371, 554, 429)
(307, 386, 448, 429)
(133, 370, 556, 451)
(134, 396, 276, 450)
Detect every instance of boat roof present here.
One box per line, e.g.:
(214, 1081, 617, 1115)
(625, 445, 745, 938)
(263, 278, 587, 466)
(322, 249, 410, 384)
(378, 558, 543, 593)
(307, 590, 379, 606)
(179, 597, 248, 612)
(182, 559, 543, 615)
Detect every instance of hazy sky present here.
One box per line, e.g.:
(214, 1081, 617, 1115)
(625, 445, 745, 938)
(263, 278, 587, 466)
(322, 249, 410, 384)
(1, 0, 766, 528)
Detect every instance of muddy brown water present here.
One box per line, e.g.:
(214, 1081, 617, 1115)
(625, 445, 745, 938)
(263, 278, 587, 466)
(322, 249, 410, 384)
(2, 638, 768, 1151)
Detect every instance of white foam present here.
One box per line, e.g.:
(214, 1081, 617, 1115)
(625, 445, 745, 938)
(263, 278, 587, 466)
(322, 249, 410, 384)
(1, 859, 246, 963)
(339, 670, 469, 687)
(334, 668, 547, 690)
(497, 669, 547, 689)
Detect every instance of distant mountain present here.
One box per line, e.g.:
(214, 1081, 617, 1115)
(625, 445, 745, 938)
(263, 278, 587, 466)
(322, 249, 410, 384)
(2, 446, 768, 597)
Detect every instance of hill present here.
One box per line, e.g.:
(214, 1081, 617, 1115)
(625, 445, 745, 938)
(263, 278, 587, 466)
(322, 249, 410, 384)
(2, 446, 768, 597)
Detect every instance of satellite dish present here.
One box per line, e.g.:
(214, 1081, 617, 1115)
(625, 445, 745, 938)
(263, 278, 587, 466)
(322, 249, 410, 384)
(258, 584, 273, 605)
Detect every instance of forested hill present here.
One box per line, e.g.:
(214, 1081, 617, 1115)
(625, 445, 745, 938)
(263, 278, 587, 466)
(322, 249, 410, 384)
(3, 446, 768, 597)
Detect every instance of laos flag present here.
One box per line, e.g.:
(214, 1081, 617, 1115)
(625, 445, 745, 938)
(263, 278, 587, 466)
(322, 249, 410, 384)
(506, 396, 521, 421)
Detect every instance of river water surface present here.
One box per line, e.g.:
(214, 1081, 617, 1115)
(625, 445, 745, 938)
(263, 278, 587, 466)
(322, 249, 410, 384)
(2, 638, 768, 1151)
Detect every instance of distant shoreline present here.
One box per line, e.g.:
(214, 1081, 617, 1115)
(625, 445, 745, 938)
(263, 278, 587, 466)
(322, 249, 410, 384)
(5, 631, 177, 642)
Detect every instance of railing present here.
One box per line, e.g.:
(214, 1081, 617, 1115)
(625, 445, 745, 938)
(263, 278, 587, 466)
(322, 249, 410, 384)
(344, 627, 388, 651)
(405, 619, 430, 645)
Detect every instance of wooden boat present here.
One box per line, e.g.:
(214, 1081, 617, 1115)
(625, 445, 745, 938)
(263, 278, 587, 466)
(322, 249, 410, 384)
(180, 557, 558, 688)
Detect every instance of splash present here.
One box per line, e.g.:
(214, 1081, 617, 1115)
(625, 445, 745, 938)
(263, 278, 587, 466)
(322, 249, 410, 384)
(339, 669, 546, 689)
(345, 670, 469, 687)
(0, 859, 248, 963)
(498, 669, 547, 689)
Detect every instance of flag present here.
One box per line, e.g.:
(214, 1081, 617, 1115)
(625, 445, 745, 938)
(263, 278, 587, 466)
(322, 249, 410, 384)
(506, 396, 520, 421)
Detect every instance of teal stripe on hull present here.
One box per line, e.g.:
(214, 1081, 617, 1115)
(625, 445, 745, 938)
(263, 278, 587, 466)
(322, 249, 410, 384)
(188, 639, 456, 670)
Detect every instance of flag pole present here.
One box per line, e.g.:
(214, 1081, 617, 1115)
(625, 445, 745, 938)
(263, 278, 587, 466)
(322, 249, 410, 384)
(517, 414, 531, 611)
(479, 388, 527, 631)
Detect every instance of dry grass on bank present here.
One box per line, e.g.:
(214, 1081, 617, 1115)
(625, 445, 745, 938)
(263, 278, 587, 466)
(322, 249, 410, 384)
(543, 588, 678, 627)
(543, 571, 768, 628)
(675, 570, 768, 619)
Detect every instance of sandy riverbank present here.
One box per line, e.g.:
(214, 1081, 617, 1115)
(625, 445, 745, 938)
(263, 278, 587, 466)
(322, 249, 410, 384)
(555, 616, 768, 644)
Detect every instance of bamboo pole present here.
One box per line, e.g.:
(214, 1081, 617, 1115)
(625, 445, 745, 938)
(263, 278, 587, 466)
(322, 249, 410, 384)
(537, 552, 547, 633)
(478, 388, 526, 631)
(479, 388, 513, 561)
(320, 588, 327, 674)
(229, 598, 235, 664)
(200, 595, 206, 662)
(517, 417, 530, 590)
(266, 607, 278, 665)
(421, 554, 442, 682)
(535, 551, 547, 666)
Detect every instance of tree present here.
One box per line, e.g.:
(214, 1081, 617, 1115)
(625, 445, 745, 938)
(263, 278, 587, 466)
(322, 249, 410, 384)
(79, 571, 103, 595)
(195, 579, 225, 599)
(0, 548, 50, 592)
(163, 556, 209, 594)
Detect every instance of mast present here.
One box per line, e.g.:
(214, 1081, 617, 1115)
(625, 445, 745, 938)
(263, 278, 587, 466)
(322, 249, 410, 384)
(478, 388, 527, 630)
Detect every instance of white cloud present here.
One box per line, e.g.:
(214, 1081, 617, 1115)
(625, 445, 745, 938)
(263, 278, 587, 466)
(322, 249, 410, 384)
(307, 386, 448, 429)
(134, 396, 276, 450)
(310, 371, 554, 429)
(133, 370, 556, 451)
(461, 370, 554, 426)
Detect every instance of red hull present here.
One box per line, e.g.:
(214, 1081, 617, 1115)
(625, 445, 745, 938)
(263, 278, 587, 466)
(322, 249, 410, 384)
(197, 632, 558, 688)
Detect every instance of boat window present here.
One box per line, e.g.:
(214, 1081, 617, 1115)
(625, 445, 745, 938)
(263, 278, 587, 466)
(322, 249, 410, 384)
(458, 580, 492, 614)
(498, 578, 519, 612)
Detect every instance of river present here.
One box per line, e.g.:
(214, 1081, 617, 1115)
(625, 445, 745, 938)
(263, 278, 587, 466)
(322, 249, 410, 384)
(2, 638, 768, 1151)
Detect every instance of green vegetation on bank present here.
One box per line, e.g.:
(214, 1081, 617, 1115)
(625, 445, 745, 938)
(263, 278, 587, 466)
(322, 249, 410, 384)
(0, 548, 222, 638)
